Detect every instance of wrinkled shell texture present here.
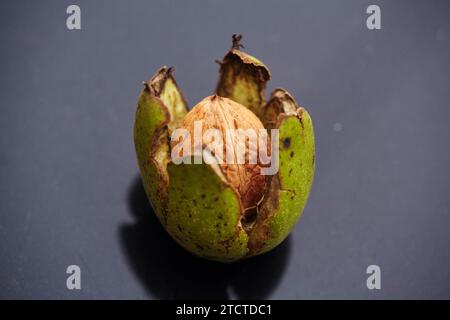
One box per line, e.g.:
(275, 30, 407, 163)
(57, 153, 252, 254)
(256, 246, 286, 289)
(134, 37, 315, 262)
(176, 95, 268, 211)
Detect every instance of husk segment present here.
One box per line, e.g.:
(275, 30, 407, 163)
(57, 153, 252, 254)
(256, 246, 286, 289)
(216, 35, 271, 118)
(133, 67, 188, 224)
(247, 88, 315, 256)
(167, 154, 249, 262)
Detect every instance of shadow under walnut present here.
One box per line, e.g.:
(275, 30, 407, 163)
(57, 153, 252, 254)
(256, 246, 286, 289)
(119, 175, 292, 299)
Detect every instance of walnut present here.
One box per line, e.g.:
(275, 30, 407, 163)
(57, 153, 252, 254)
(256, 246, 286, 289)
(134, 35, 315, 262)
(174, 95, 269, 211)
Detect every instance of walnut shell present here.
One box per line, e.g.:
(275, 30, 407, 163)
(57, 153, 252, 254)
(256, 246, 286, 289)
(175, 95, 269, 211)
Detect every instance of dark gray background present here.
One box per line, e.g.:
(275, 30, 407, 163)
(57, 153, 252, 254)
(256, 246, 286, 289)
(0, 0, 449, 299)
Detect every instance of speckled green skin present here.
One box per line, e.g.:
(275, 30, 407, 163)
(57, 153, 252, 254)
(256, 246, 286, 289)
(133, 41, 315, 262)
(167, 158, 249, 262)
(216, 49, 271, 117)
(133, 67, 187, 224)
(249, 109, 315, 255)
(134, 89, 169, 222)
